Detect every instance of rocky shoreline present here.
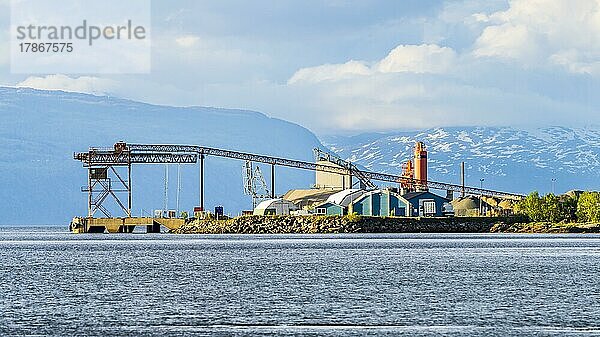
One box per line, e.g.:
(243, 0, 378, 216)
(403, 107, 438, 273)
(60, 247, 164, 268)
(169, 215, 589, 234)
(489, 222, 600, 233)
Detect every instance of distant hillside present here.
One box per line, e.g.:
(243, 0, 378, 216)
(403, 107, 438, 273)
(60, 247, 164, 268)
(322, 127, 600, 195)
(0, 87, 323, 224)
(3, 87, 595, 224)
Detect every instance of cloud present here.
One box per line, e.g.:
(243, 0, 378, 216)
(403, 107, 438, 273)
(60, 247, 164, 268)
(16, 74, 117, 95)
(175, 35, 200, 48)
(278, 1, 600, 132)
(283, 31, 600, 132)
(5, 1, 598, 134)
(282, 71, 590, 132)
(288, 60, 371, 84)
(289, 43, 457, 85)
(473, 24, 538, 61)
(377, 44, 457, 74)
(472, 0, 600, 74)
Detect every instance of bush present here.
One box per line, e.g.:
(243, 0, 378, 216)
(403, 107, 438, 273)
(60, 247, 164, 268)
(576, 191, 600, 223)
(558, 194, 578, 222)
(515, 191, 576, 223)
(515, 192, 544, 221)
(344, 212, 361, 223)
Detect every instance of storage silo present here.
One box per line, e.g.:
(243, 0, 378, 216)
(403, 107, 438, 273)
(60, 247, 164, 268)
(414, 142, 428, 191)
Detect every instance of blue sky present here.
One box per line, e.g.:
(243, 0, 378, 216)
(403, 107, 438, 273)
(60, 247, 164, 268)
(1, 0, 599, 134)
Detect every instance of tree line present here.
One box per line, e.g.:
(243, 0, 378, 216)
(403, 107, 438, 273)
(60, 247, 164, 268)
(515, 191, 600, 223)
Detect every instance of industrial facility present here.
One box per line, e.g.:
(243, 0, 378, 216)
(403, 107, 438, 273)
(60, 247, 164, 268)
(70, 141, 523, 233)
(277, 142, 459, 218)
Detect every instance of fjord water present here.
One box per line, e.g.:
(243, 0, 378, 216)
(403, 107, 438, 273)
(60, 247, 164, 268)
(1, 227, 599, 337)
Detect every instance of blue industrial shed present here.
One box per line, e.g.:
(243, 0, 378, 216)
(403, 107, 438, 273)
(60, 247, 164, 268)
(314, 189, 450, 217)
(351, 190, 410, 216)
(314, 202, 345, 215)
(403, 191, 450, 217)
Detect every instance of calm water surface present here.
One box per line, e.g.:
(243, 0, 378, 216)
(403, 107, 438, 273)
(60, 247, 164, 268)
(1, 226, 599, 336)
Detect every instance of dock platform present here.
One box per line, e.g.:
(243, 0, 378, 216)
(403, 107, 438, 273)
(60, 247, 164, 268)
(70, 217, 186, 234)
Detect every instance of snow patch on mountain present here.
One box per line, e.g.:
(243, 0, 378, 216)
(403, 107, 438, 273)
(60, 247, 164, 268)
(322, 126, 600, 194)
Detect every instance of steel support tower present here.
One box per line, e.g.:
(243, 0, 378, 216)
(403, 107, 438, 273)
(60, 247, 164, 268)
(242, 161, 271, 208)
(74, 142, 197, 218)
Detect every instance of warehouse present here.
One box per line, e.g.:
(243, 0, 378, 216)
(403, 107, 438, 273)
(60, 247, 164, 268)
(313, 202, 345, 216)
(253, 199, 298, 215)
(314, 189, 365, 215)
(282, 188, 340, 210)
(351, 189, 410, 216)
(403, 191, 450, 217)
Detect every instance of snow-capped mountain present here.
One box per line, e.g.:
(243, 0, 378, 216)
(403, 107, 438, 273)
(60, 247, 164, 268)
(0, 87, 322, 224)
(2, 87, 596, 224)
(322, 127, 600, 195)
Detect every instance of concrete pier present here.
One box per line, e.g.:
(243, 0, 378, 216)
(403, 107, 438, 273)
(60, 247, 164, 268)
(70, 217, 185, 234)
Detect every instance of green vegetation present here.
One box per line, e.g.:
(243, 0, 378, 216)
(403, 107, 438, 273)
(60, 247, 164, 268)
(576, 191, 600, 222)
(515, 191, 591, 223)
(344, 212, 361, 223)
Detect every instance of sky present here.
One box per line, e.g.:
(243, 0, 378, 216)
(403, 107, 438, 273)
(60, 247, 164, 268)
(1, 0, 600, 135)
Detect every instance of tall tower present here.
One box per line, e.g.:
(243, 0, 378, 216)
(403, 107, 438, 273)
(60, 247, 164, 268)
(400, 159, 415, 193)
(414, 141, 428, 191)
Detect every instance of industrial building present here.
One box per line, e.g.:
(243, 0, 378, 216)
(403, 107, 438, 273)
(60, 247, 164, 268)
(241, 140, 518, 218)
(261, 141, 466, 218)
(253, 199, 298, 215)
(314, 189, 365, 215)
(403, 191, 451, 217)
(314, 201, 345, 216)
(350, 190, 410, 216)
(283, 141, 457, 218)
(282, 188, 340, 210)
(314, 160, 352, 189)
(311, 188, 452, 218)
(71, 141, 523, 233)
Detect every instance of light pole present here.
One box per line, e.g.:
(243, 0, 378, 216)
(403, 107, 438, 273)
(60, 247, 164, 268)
(551, 178, 556, 195)
(479, 178, 485, 216)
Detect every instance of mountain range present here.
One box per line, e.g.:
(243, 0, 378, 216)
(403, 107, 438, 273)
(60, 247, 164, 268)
(1, 87, 597, 224)
(0, 87, 322, 224)
(323, 126, 600, 196)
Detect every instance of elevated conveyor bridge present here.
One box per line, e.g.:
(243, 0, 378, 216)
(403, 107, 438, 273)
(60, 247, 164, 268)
(126, 143, 524, 199)
(74, 141, 524, 219)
